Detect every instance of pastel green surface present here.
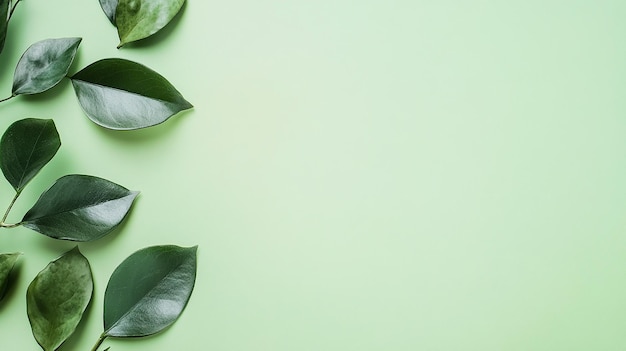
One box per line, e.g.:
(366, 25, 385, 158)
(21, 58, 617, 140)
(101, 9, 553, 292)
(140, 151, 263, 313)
(0, 1, 625, 350)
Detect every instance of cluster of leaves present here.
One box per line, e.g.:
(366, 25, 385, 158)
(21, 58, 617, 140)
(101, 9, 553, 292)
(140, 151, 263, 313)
(0, 1, 199, 350)
(0, 119, 198, 351)
(3, 37, 193, 130)
(25, 245, 197, 351)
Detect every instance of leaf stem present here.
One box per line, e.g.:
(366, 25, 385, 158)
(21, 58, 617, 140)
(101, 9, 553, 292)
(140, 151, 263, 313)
(0, 95, 15, 104)
(91, 333, 107, 351)
(0, 190, 20, 227)
(8, 0, 21, 21)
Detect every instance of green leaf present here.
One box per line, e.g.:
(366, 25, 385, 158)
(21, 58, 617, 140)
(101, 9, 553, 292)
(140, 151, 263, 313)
(0, 118, 61, 192)
(115, 0, 185, 48)
(0, 252, 20, 301)
(0, 0, 8, 55)
(70, 58, 192, 130)
(103, 245, 197, 337)
(27, 247, 93, 351)
(12, 37, 81, 96)
(99, 0, 118, 25)
(22, 174, 139, 241)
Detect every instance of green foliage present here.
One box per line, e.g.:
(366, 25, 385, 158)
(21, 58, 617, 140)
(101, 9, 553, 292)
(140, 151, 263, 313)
(71, 58, 193, 130)
(103, 245, 198, 338)
(12, 37, 82, 96)
(27, 247, 93, 351)
(0, 118, 60, 192)
(115, 0, 186, 47)
(0, 1, 199, 350)
(22, 175, 139, 241)
(99, 0, 118, 24)
(0, 252, 19, 301)
(0, 0, 8, 53)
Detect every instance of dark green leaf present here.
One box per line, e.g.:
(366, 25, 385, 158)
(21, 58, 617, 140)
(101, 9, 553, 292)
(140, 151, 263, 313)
(0, 0, 8, 55)
(70, 58, 192, 130)
(0, 118, 60, 192)
(27, 247, 92, 351)
(12, 37, 81, 96)
(99, 0, 118, 25)
(22, 174, 139, 241)
(0, 252, 20, 301)
(116, 0, 185, 47)
(103, 245, 197, 337)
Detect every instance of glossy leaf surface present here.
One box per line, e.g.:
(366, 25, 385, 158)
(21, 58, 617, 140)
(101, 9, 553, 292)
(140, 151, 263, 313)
(22, 175, 138, 241)
(103, 245, 197, 337)
(0, 0, 8, 54)
(99, 0, 118, 25)
(12, 37, 81, 96)
(0, 118, 60, 192)
(0, 252, 20, 301)
(27, 247, 92, 351)
(70, 58, 193, 130)
(116, 0, 185, 47)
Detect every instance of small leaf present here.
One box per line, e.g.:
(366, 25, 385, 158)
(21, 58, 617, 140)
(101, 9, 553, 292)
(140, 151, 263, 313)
(12, 37, 82, 96)
(0, 118, 61, 192)
(0, 252, 20, 301)
(116, 0, 185, 47)
(70, 58, 192, 130)
(22, 174, 139, 241)
(103, 245, 197, 337)
(0, 0, 8, 55)
(99, 0, 118, 25)
(27, 247, 93, 351)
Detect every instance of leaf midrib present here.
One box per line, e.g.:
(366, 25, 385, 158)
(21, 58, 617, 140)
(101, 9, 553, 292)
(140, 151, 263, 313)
(72, 77, 185, 106)
(105, 261, 188, 336)
(16, 121, 49, 190)
(25, 192, 136, 221)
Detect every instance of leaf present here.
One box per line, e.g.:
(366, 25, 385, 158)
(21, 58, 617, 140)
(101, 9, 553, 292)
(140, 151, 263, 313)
(22, 174, 139, 241)
(99, 0, 118, 25)
(0, 252, 20, 301)
(103, 245, 197, 337)
(27, 247, 92, 351)
(0, 118, 60, 192)
(115, 0, 185, 48)
(0, 0, 8, 55)
(12, 37, 82, 96)
(70, 58, 192, 130)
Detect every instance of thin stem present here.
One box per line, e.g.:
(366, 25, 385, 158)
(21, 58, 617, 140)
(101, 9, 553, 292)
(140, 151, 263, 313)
(0, 95, 15, 104)
(91, 334, 107, 351)
(8, 0, 21, 21)
(1, 190, 20, 224)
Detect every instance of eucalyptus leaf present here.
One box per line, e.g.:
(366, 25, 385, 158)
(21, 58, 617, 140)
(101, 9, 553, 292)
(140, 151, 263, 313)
(103, 245, 197, 337)
(27, 247, 92, 351)
(116, 0, 185, 47)
(0, 252, 20, 301)
(12, 37, 81, 96)
(0, 0, 8, 55)
(22, 174, 139, 241)
(0, 118, 60, 192)
(99, 0, 118, 25)
(70, 58, 193, 130)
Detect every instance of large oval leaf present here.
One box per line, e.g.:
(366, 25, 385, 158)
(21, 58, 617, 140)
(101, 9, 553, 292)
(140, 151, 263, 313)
(70, 58, 193, 130)
(116, 0, 185, 48)
(0, 252, 20, 301)
(99, 0, 118, 25)
(0, 0, 8, 55)
(0, 118, 60, 192)
(27, 247, 92, 351)
(21, 174, 139, 241)
(103, 245, 197, 337)
(12, 37, 81, 96)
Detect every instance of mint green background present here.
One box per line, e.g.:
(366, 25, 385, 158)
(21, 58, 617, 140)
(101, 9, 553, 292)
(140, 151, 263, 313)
(0, 0, 625, 350)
